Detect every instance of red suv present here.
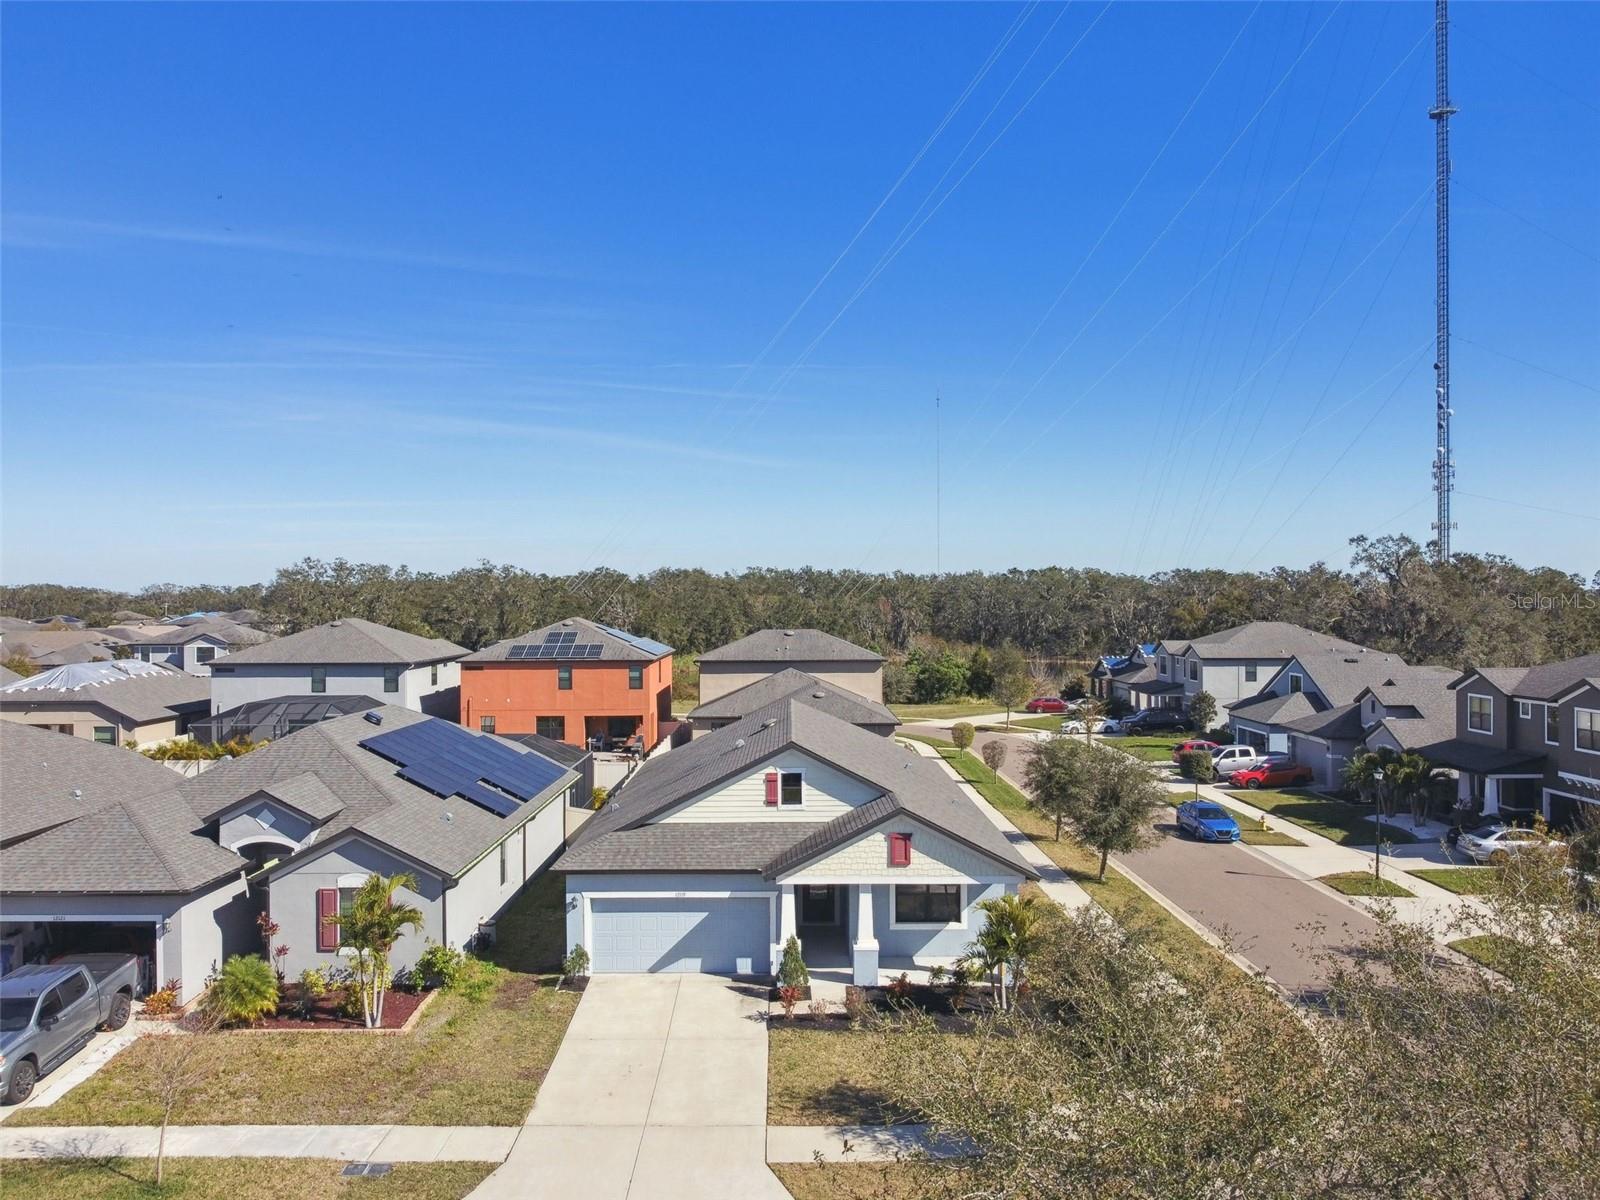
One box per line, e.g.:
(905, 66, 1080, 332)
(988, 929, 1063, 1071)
(1024, 697, 1068, 713)
(1170, 739, 1221, 764)
(1227, 756, 1314, 789)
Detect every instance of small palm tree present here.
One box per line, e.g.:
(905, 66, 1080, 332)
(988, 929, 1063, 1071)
(962, 893, 1045, 1011)
(205, 954, 279, 1026)
(331, 873, 424, 1028)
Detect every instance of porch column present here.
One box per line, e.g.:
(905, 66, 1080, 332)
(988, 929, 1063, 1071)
(1484, 777, 1501, 816)
(852, 884, 879, 987)
(773, 884, 797, 975)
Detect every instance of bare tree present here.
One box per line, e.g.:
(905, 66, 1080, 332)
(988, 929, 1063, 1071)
(144, 1008, 223, 1186)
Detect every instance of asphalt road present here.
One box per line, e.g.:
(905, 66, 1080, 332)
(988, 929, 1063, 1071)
(906, 724, 1379, 1001)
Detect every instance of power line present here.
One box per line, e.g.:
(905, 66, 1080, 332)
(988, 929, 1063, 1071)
(1451, 333, 1600, 394)
(1449, 18, 1600, 118)
(1454, 178, 1599, 264)
(1455, 491, 1600, 524)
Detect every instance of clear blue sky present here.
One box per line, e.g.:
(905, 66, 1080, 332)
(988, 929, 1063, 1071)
(3, 2, 1595, 589)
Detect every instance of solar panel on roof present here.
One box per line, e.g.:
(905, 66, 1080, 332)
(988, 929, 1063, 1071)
(359, 720, 568, 818)
(583, 644, 602, 658)
(593, 622, 673, 658)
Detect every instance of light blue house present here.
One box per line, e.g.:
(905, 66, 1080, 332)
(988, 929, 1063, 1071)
(555, 696, 1037, 984)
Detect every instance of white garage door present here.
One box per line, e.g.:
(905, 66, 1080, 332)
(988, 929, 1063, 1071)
(590, 897, 769, 974)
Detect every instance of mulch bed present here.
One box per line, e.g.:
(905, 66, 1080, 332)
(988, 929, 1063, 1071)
(774, 983, 1000, 1034)
(248, 984, 429, 1030)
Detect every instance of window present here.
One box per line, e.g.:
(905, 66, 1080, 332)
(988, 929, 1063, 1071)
(628, 665, 644, 690)
(499, 840, 508, 886)
(37, 987, 65, 1024)
(888, 831, 912, 867)
(537, 716, 565, 740)
(1517, 700, 1532, 720)
(1187, 660, 1198, 682)
(195, 646, 216, 665)
(55, 972, 88, 1010)
(310, 666, 327, 694)
(1546, 704, 1560, 746)
(92, 726, 116, 745)
(893, 884, 962, 926)
(780, 770, 803, 807)
(558, 666, 572, 691)
(1289, 674, 1303, 694)
(383, 665, 401, 693)
(431, 663, 439, 686)
(480, 715, 497, 734)
(1578, 709, 1600, 754)
(1467, 694, 1493, 734)
(1158, 655, 1168, 675)
(1244, 664, 1257, 683)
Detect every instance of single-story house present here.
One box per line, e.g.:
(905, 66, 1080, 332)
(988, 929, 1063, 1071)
(0, 723, 254, 1003)
(687, 667, 898, 737)
(555, 696, 1037, 984)
(697, 629, 885, 704)
(0, 660, 210, 747)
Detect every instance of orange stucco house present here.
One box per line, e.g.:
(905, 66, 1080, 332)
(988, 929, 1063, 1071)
(459, 618, 673, 752)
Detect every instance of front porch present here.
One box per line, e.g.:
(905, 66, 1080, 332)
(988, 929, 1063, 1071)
(774, 879, 981, 988)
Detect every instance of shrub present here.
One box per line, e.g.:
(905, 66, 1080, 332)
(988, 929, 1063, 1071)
(591, 787, 608, 810)
(1177, 749, 1215, 781)
(205, 954, 279, 1025)
(844, 985, 871, 1026)
(952, 722, 976, 755)
(296, 967, 329, 1018)
(981, 740, 1008, 773)
(451, 956, 503, 1002)
(886, 972, 914, 1002)
(142, 981, 180, 1017)
(807, 998, 830, 1021)
(928, 964, 947, 986)
(777, 984, 803, 1019)
(777, 935, 809, 989)
(562, 944, 591, 980)
(416, 940, 467, 991)
(336, 984, 366, 1022)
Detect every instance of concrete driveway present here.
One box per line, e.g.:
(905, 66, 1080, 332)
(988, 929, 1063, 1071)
(468, 975, 788, 1200)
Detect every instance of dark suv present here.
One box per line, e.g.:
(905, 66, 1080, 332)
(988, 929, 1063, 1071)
(1123, 709, 1190, 733)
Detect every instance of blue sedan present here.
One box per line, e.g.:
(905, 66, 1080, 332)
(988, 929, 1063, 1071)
(1176, 800, 1241, 843)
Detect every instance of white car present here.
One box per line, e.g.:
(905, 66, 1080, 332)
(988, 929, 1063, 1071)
(1455, 824, 1564, 865)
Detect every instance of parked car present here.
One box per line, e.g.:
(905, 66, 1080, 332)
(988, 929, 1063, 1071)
(1123, 709, 1190, 733)
(1, 955, 139, 1104)
(1176, 800, 1242, 843)
(1171, 739, 1222, 764)
(1227, 754, 1314, 789)
(1060, 715, 1105, 734)
(1024, 697, 1068, 714)
(1455, 824, 1565, 865)
(1210, 744, 1271, 776)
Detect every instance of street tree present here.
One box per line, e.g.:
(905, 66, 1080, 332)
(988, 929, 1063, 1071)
(990, 643, 1031, 729)
(980, 738, 1007, 774)
(1021, 733, 1093, 841)
(1070, 749, 1165, 880)
(951, 722, 975, 757)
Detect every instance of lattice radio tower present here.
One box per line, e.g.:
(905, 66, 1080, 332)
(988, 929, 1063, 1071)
(1430, 0, 1458, 562)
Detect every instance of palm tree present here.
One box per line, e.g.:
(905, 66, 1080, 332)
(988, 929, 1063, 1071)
(330, 872, 424, 1028)
(1394, 752, 1451, 828)
(962, 893, 1045, 1011)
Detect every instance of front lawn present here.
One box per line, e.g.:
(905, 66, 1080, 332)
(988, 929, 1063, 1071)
(1205, 802, 1306, 846)
(1318, 871, 1416, 898)
(1228, 790, 1418, 847)
(977, 715, 1059, 732)
(888, 699, 1000, 720)
(1112, 735, 1189, 763)
(9, 876, 578, 1128)
(1407, 867, 1502, 895)
(767, 1025, 906, 1126)
(0, 1159, 493, 1200)
(771, 1163, 946, 1199)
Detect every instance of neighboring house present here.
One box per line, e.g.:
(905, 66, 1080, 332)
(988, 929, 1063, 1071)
(555, 697, 1037, 984)
(687, 668, 899, 737)
(0, 660, 209, 747)
(1089, 643, 1157, 700)
(1100, 646, 1186, 712)
(1152, 622, 1373, 718)
(188, 694, 383, 744)
(0, 629, 123, 669)
(178, 706, 579, 978)
(0, 723, 253, 1002)
(126, 619, 274, 676)
(500, 730, 598, 839)
(209, 618, 465, 719)
(1403, 654, 1600, 828)
(697, 629, 885, 705)
(460, 618, 673, 752)
(0, 665, 22, 686)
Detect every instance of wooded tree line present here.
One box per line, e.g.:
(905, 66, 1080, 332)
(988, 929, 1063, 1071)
(3, 534, 1595, 668)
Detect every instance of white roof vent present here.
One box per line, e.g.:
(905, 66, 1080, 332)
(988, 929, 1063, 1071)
(812, 691, 826, 699)
(761, 718, 777, 729)
(734, 737, 746, 749)
(330, 619, 343, 627)
(782, 630, 794, 637)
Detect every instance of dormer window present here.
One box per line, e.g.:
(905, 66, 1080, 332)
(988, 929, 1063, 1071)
(1289, 674, 1304, 694)
(780, 771, 803, 806)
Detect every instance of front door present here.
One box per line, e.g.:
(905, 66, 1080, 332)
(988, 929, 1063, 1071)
(799, 885, 837, 925)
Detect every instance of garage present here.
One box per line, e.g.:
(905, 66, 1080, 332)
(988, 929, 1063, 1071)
(1, 918, 159, 995)
(589, 896, 770, 974)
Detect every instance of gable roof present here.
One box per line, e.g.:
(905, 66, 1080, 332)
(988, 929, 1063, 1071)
(1262, 654, 1452, 709)
(217, 618, 465, 667)
(697, 629, 883, 664)
(177, 706, 575, 877)
(464, 617, 672, 664)
(557, 698, 1035, 879)
(687, 668, 897, 727)
(1229, 691, 1323, 725)
(1278, 701, 1366, 742)
(127, 619, 273, 648)
(1160, 621, 1368, 662)
(0, 660, 210, 723)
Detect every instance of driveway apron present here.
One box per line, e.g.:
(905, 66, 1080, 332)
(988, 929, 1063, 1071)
(467, 975, 789, 1199)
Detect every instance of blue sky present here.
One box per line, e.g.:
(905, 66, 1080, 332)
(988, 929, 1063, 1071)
(3, 1, 1595, 589)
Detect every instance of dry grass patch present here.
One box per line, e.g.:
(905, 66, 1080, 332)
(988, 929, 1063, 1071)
(767, 1025, 908, 1126)
(770, 1162, 947, 1199)
(0, 1158, 492, 1200)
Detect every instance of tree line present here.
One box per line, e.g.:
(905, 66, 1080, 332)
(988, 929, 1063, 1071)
(2, 534, 1595, 669)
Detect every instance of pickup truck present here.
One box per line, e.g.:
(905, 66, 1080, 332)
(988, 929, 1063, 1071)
(1, 955, 139, 1104)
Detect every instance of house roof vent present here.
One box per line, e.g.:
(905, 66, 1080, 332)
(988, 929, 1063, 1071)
(761, 718, 777, 729)
(812, 690, 826, 699)
(734, 738, 746, 749)
(364, 711, 383, 725)
(782, 630, 794, 636)
(330, 619, 343, 627)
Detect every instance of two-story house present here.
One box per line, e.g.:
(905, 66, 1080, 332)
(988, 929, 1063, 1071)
(0, 659, 209, 747)
(1089, 643, 1157, 701)
(208, 618, 466, 719)
(126, 619, 274, 676)
(1152, 622, 1372, 720)
(555, 695, 1037, 984)
(697, 629, 884, 704)
(1418, 654, 1600, 828)
(459, 618, 673, 752)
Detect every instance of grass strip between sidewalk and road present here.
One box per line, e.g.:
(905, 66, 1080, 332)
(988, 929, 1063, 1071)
(1318, 871, 1416, 898)
(1206, 801, 1306, 846)
(889, 700, 1003, 720)
(1226, 789, 1419, 847)
(0, 1158, 494, 1200)
(1407, 867, 1502, 894)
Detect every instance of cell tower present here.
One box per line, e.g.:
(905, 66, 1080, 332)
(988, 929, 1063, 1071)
(1430, 0, 1458, 562)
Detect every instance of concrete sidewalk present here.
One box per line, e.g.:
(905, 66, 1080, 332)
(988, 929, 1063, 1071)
(0, 1124, 517, 1161)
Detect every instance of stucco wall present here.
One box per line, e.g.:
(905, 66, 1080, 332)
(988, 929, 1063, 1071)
(443, 796, 564, 950)
(217, 798, 320, 854)
(698, 661, 883, 704)
(459, 657, 671, 750)
(870, 880, 1011, 961)
(0, 705, 190, 747)
(210, 661, 458, 718)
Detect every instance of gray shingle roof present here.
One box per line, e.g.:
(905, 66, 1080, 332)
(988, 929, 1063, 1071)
(687, 669, 897, 727)
(1279, 702, 1365, 742)
(0, 723, 245, 894)
(556, 697, 1036, 879)
(1496, 654, 1600, 701)
(178, 706, 576, 877)
(464, 617, 672, 663)
(0, 660, 210, 724)
(126, 619, 273, 648)
(697, 629, 883, 664)
(1229, 692, 1323, 724)
(1161, 622, 1369, 662)
(1264, 651, 1445, 708)
(556, 822, 815, 873)
(499, 731, 592, 769)
(217, 618, 465, 667)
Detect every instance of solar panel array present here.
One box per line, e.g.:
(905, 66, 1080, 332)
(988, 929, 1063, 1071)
(506, 629, 604, 659)
(594, 622, 672, 658)
(359, 720, 568, 819)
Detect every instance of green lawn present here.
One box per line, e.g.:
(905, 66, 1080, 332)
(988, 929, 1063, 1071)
(768, 1025, 908, 1126)
(1114, 735, 1190, 763)
(1202, 801, 1306, 846)
(9, 876, 578, 1128)
(977, 715, 1059, 732)
(1450, 934, 1516, 972)
(1318, 871, 1415, 898)
(1227, 789, 1418, 847)
(0, 1160, 493, 1200)
(771, 1163, 944, 1200)
(1407, 867, 1502, 895)
(888, 699, 1001, 720)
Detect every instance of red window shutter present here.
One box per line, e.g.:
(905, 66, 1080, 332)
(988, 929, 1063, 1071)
(764, 771, 779, 806)
(888, 832, 912, 867)
(316, 888, 340, 951)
